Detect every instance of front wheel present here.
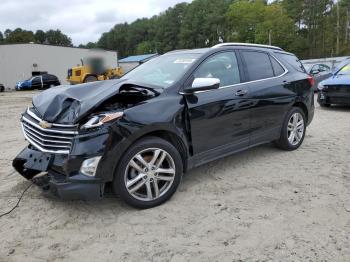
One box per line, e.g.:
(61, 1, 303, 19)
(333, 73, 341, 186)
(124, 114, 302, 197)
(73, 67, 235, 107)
(275, 107, 306, 151)
(113, 137, 183, 208)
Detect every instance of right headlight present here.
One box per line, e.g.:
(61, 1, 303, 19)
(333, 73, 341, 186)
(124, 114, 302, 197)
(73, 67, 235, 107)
(80, 111, 124, 130)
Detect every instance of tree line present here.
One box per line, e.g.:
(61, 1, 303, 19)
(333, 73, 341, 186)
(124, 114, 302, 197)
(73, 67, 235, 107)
(89, 0, 350, 59)
(2, 0, 350, 59)
(0, 28, 72, 46)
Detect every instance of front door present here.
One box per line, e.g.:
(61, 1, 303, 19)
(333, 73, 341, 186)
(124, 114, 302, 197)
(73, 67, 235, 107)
(184, 51, 252, 159)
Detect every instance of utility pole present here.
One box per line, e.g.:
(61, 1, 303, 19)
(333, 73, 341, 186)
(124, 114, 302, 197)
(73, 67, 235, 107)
(336, 3, 340, 55)
(268, 30, 272, 45)
(345, 8, 349, 44)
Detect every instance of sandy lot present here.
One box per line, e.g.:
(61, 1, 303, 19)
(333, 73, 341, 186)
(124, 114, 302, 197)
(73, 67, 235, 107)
(0, 91, 349, 262)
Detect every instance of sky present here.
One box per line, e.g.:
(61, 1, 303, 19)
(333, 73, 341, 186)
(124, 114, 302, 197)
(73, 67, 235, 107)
(0, 0, 192, 45)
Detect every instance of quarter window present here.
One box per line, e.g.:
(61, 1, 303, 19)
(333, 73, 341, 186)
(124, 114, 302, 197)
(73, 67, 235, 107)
(193, 52, 241, 87)
(241, 51, 274, 81)
(270, 56, 285, 76)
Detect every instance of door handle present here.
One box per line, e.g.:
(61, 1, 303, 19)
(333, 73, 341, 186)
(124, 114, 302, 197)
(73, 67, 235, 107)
(235, 89, 248, 96)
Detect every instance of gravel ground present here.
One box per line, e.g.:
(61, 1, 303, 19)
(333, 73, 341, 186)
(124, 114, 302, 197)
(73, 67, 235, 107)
(0, 91, 349, 262)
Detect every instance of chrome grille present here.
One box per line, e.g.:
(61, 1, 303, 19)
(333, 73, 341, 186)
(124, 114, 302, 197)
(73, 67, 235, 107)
(21, 108, 78, 154)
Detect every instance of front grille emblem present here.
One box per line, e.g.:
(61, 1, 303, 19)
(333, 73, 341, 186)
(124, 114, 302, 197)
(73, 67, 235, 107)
(39, 120, 52, 129)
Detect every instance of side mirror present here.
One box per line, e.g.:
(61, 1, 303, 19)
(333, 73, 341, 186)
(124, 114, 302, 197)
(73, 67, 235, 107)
(183, 78, 220, 94)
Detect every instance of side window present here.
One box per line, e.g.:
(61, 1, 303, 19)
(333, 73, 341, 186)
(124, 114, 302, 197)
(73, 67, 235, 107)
(241, 51, 274, 81)
(31, 76, 41, 84)
(193, 51, 241, 87)
(320, 64, 330, 72)
(312, 64, 320, 72)
(42, 74, 49, 81)
(270, 56, 285, 76)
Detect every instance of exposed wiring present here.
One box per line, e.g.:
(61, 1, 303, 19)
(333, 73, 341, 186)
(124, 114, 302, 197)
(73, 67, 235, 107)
(0, 168, 34, 219)
(0, 181, 33, 218)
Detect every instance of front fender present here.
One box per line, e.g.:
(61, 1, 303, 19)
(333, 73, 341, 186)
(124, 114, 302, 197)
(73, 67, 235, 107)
(96, 123, 189, 182)
(96, 94, 189, 182)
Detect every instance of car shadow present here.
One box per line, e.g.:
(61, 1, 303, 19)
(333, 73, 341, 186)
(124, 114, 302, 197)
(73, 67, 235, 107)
(318, 104, 350, 112)
(42, 143, 283, 215)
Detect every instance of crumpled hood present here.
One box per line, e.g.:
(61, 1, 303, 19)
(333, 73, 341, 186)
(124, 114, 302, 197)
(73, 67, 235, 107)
(32, 79, 127, 124)
(321, 74, 350, 86)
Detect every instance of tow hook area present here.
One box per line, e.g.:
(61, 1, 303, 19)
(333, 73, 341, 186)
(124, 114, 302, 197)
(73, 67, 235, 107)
(32, 175, 51, 190)
(32, 172, 105, 201)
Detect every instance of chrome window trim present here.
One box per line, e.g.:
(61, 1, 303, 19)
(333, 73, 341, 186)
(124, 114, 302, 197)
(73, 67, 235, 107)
(26, 108, 78, 128)
(180, 53, 289, 94)
(212, 42, 282, 51)
(21, 124, 70, 154)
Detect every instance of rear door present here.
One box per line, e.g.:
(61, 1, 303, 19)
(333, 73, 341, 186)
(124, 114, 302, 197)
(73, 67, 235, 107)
(184, 51, 252, 159)
(239, 50, 293, 145)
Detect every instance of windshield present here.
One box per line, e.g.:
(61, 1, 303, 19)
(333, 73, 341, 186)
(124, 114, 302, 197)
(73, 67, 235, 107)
(121, 53, 201, 88)
(336, 61, 350, 76)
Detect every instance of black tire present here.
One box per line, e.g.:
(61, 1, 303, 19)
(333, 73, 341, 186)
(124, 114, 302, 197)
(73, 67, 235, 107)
(84, 76, 98, 83)
(275, 107, 306, 151)
(113, 136, 183, 209)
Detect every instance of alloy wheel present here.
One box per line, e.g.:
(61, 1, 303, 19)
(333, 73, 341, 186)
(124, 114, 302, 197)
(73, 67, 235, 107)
(124, 148, 176, 201)
(287, 112, 304, 146)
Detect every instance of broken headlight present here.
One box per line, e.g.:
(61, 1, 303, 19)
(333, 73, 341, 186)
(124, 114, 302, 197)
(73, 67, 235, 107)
(80, 112, 124, 130)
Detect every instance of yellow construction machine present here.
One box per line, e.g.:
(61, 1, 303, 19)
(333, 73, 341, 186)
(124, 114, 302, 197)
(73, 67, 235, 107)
(67, 57, 123, 84)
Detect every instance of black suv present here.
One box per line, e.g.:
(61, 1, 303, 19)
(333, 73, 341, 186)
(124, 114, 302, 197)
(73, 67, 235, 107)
(13, 43, 314, 208)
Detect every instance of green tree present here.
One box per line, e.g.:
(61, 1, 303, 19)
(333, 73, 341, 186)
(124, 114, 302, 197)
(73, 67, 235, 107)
(4, 29, 12, 39)
(180, 0, 232, 48)
(34, 30, 46, 43)
(45, 29, 72, 46)
(155, 3, 188, 52)
(136, 41, 156, 54)
(226, 0, 267, 43)
(4, 28, 35, 43)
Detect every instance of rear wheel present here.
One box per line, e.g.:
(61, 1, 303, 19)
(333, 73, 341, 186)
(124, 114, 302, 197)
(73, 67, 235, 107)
(84, 76, 98, 83)
(275, 107, 306, 151)
(113, 137, 183, 208)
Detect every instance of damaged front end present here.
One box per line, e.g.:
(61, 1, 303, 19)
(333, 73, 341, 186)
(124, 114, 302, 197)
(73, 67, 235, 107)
(13, 80, 161, 200)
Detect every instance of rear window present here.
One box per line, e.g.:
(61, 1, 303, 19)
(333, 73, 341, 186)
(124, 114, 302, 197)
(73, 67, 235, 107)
(241, 51, 274, 81)
(274, 52, 306, 73)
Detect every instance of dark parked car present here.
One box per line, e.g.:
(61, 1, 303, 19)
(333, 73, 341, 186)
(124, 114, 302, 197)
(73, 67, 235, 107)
(304, 63, 332, 91)
(317, 60, 350, 107)
(13, 43, 314, 208)
(15, 74, 60, 90)
(0, 83, 4, 92)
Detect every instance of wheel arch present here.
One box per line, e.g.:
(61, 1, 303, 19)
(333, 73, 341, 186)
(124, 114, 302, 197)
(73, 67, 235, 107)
(292, 101, 308, 122)
(83, 74, 98, 82)
(99, 126, 190, 182)
(133, 130, 189, 172)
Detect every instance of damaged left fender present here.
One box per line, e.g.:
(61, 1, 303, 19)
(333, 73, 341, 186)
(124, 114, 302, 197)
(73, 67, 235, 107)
(95, 94, 191, 182)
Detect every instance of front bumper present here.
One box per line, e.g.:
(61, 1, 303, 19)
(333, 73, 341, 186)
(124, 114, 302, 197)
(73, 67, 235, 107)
(318, 90, 350, 105)
(13, 146, 104, 201)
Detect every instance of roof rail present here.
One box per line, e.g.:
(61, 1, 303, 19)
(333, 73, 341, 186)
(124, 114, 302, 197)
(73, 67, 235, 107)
(166, 49, 190, 54)
(212, 42, 283, 51)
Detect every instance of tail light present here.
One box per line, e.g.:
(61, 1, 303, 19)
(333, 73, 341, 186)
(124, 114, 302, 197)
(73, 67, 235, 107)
(307, 75, 315, 87)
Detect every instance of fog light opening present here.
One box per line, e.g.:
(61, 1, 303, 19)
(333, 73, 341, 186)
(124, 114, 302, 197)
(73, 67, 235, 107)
(80, 156, 102, 177)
